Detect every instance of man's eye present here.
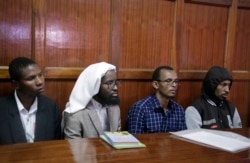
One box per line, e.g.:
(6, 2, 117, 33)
(106, 81, 113, 85)
(165, 79, 172, 83)
(26, 77, 35, 81)
(38, 73, 44, 77)
(220, 83, 230, 87)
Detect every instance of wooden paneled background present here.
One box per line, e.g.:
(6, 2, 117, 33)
(0, 0, 249, 129)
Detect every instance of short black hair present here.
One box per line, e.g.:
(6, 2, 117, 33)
(8, 57, 36, 81)
(152, 66, 173, 80)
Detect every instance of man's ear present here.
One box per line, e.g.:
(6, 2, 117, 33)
(11, 80, 19, 89)
(152, 81, 159, 89)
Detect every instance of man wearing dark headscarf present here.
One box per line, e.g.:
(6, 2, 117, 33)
(185, 66, 242, 129)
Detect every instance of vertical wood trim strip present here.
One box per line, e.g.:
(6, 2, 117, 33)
(174, 0, 185, 71)
(31, 0, 35, 61)
(111, 0, 121, 69)
(224, 0, 238, 69)
(32, 0, 46, 67)
(171, 0, 177, 69)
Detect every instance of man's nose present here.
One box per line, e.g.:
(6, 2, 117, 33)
(225, 86, 230, 92)
(36, 76, 44, 85)
(113, 84, 118, 90)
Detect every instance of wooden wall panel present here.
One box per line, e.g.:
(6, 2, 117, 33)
(233, 8, 250, 70)
(230, 8, 250, 128)
(33, 0, 112, 68)
(176, 80, 203, 108)
(229, 82, 250, 127)
(43, 80, 75, 117)
(179, 2, 229, 70)
(0, 0, 32, 66)
(0, 82, 12, 97)
(114, 0, 176, 69)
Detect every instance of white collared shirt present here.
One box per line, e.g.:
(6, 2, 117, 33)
(14, 90, 38, 143)
(91, 99, 109, 131)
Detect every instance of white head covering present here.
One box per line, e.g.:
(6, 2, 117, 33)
(64, 62, 116, 113)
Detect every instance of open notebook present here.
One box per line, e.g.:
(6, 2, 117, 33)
(170, 129, 250, 153)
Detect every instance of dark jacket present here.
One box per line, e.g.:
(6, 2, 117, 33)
(186, 66, 242, 129)
(0, 92, 61, 145)
(191, 96, 235, 128)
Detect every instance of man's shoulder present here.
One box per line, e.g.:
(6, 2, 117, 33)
(190, 96, 205, 106)
(0, 93, 17, 117)
(64, 109, 89, 121)
(37, 95, 59, 112)
(38, 95, 57, 104)
(0, 95, 8, 102)
(169, 100, 184, 110)
(188, 96, 212, 114)
(225, 100, 236, 107)
(0, 93, 15, 103)
(132, 95, 156, 106)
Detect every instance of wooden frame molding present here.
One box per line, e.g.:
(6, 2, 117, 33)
(185, 0, 232, 7)
(1, 67, 249, 81)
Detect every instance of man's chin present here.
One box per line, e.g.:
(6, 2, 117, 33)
(168, 95, 175, 99)
(107, 97, 120, 105)
(221, 95, 228, 99)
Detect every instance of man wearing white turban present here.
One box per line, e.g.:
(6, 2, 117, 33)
(63, 62, 121, 139)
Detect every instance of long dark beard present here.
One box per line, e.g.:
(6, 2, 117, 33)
(106, 95, 120, 105)
(95, 93, 120, 106)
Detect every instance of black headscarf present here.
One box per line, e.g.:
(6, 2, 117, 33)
(202, 66, 232, 105)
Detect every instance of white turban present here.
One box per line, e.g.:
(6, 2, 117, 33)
(64, 62, 116, 113)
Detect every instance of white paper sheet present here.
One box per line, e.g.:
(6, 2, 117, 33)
(170, 129, 250, 153)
